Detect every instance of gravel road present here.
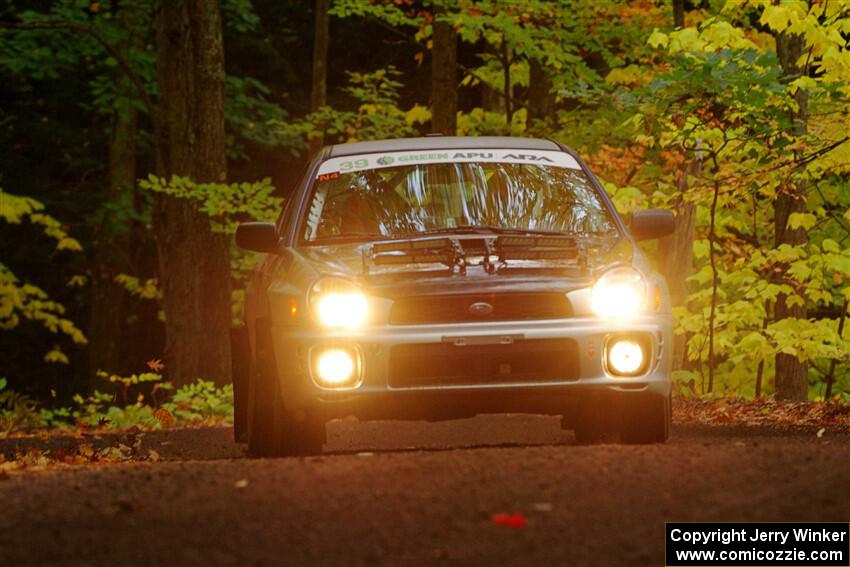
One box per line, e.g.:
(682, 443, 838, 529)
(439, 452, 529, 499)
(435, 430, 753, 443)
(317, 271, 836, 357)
(2, 416, 849, 566)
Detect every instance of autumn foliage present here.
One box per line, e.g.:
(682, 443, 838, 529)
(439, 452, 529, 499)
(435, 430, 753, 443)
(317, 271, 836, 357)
(0, 0, 848, 416)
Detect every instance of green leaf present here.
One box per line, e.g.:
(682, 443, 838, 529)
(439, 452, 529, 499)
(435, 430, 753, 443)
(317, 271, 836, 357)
(787, 213, 816, 230)
(787, 260, 812, 280)
(821, 239, 840, 253)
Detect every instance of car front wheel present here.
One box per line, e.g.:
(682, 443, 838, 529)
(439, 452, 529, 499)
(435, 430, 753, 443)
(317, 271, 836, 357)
(572, 398, 616, 444)
(618, 393, 670, 444)
(247, 319, 325, 458)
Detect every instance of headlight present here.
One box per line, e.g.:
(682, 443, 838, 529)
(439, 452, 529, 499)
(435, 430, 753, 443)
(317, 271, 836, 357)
(607, 339, 645, 375)
(591, 267, 647, 318)
(309, 277, 368, 328)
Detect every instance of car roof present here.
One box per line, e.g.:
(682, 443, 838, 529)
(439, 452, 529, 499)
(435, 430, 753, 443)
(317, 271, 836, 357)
(326, 136, 565, 157)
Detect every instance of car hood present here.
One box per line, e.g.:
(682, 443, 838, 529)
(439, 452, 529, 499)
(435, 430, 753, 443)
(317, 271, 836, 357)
(288, 236, 639, 297)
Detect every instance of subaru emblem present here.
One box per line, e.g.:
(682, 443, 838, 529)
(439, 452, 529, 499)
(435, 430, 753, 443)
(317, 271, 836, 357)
(469, 301, 494, 316)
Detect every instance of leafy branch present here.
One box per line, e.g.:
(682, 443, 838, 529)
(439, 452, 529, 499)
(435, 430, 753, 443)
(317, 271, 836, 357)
(0, 19, 155, 118)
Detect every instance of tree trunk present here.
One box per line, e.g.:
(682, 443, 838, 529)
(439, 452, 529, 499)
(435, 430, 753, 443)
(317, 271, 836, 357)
(658, 149, 699, 370)
(89, 92, 136, 379)
(527, 58, 554, 125)
(309, 0, 330, 154)
(659, 176, 696, 309)
(773, 30, 809, 401)
(154, 0, 232, 387)
(658, 0, 696, 373)
(501, 40, 513, 126)
(824, 300, 847, 399)
(707, 178, 720, 393)
(672, 0, 685, 28)
(431, 9, 457, 135)
(88, 3, 141, 381)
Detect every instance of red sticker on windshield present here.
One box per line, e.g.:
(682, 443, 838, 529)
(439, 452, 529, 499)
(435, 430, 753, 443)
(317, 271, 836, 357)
(318, 171, 340, 182)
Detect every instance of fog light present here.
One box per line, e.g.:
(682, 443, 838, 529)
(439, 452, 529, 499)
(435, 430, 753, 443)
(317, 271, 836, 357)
(315, 348, 357, 387)
(607, 339, 645, 376)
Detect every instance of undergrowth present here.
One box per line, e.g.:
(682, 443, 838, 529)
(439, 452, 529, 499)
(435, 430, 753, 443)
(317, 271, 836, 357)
(0, 371, 233, 437)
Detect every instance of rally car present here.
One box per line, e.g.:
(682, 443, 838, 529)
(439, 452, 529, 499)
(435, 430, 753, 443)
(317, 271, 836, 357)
(232, 136, 675, 457)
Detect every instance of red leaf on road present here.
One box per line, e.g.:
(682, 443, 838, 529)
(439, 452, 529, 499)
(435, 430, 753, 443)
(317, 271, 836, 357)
(154, 407, 174, 427)
(492, 512, 527, 528)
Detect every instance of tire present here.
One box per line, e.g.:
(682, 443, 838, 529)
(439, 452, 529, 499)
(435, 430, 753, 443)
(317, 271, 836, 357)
(247, 319, 326, 458)
(572, 398, 616, 445)
(230, 326, 250, 443)
(618, 393, 670, 444)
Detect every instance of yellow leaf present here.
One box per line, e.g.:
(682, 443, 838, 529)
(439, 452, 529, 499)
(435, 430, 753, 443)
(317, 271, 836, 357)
(44, 347, 69, 364)
(787, 212, 816, 230)
(760, 5, 792, 33)
(647, 29, 668, 49)
(605, 65, 643, 86)
(57, 237, 83, 252)
(404, 104, 431, 126)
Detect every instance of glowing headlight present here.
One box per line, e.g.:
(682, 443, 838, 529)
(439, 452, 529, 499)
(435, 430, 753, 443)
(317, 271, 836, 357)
(607, 339, 645, 375)
(315, 348, 357, 386)
(309, 277, 368, 328)
(591, 267, 647, 318)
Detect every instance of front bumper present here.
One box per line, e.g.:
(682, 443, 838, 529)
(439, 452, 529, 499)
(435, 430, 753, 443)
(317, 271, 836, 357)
(271, 316, 673, 420)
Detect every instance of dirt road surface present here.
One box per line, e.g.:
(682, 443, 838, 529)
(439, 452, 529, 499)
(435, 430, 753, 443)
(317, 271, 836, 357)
(2, 416, 849, 566)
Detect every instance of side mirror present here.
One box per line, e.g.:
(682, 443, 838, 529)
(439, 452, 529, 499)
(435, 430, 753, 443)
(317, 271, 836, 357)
(629, 209, 675, 241)
(235, 222, 280, 253)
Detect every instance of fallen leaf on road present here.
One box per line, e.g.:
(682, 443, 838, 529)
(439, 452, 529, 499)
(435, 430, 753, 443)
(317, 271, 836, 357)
(148, 449, 161, 462)
(675, 397, 850, 430)
(817, 428, 826, 438)
(234, 479, 249, 488)
(0, 461, 22, 473)
(78, 444, 94, 459)
(492, 512, 527, 528)
(115, 499, 143, 513)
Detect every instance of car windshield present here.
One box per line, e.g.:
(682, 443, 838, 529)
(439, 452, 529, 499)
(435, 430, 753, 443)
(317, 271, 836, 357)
(302, 149, 619, 243)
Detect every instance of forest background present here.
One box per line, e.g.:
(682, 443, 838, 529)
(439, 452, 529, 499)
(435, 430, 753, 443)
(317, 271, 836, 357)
(1, 0, 848, 431)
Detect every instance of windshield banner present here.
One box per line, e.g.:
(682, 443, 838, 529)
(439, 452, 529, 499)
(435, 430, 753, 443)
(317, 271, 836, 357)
(316, 149, 582, 178)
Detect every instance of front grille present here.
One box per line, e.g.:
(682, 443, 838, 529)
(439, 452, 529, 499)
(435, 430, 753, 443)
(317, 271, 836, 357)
(388, 339, 579, 388)
(389, 293, 572, 325)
